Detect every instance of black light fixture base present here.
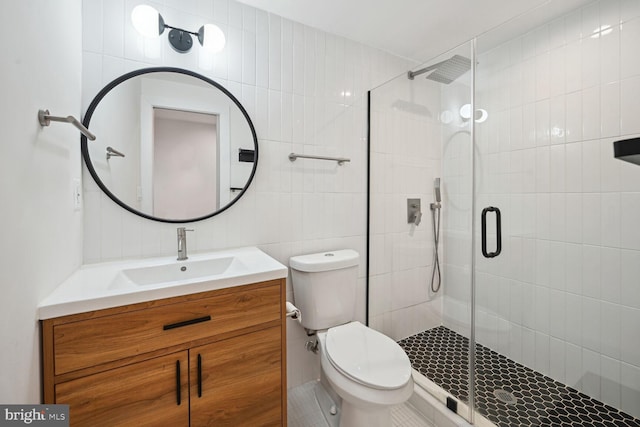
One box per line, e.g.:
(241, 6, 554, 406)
(613, 137, 640, 166)
(168, 28, 193, 53)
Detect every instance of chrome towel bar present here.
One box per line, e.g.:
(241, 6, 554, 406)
(38, 109, 96, 141)
(288, 153, 350, 165)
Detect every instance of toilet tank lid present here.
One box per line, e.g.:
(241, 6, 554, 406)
(289, 249, 359, 272)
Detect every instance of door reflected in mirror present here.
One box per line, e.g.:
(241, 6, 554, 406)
(81, 68, 258, 223)
(152, 108, 219, 219)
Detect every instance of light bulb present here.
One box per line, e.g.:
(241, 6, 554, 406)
(198, 24, 226, 53)
(475, 109, 488, 123)
(459, 104, 472, 120)
(131, 5, 163, 38)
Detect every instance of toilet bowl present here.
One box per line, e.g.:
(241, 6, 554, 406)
(317, 321, 414, 427)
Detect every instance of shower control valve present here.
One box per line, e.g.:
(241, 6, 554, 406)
(407, 198, 422, 225)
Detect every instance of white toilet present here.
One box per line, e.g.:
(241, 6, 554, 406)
(289, 250, 414, 427)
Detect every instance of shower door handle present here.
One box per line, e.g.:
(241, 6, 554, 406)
(481, 206, 501, 258)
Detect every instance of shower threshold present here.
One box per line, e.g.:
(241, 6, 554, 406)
(399, 326, 640, 427)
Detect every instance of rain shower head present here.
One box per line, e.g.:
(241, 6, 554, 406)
(407, 55, 471, 84)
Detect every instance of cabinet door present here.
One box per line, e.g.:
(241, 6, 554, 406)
(56, 352, 189, 427)
(190, 326, 282, 427)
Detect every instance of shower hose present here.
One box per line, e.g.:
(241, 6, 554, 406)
(430, 204, 441, 293)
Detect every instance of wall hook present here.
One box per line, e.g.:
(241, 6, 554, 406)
(38, 109, 96, 141)
(106, 146, 125, 160)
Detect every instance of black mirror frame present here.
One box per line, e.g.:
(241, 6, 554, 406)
(81, 67, 259, 223)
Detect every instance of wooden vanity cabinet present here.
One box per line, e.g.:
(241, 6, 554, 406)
(55, 351, 189, 426)
(41, 279, 287, 427)
(190, 326, 282, 426)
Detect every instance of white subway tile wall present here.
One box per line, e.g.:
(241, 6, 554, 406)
(80, 0, 411, 388)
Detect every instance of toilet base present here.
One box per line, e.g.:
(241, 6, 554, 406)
(315, 379, 394, 427)
(339, 401, 391, 427)
(314, 380, 340, 427)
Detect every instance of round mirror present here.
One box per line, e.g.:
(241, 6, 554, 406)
(81, 67, 258, 223)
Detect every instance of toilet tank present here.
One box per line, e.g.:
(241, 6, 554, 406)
(289, 250, 359, 331)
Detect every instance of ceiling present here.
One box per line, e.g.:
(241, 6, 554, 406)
(235, 0, 590, 63)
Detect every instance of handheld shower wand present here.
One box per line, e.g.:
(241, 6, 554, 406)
(430, 178, 442, 293)
(432, 178, 441, 206)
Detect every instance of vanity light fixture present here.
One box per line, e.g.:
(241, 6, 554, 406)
(131, 4, 225, 54)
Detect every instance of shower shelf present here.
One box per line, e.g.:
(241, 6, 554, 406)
(613, 137, 640, 166)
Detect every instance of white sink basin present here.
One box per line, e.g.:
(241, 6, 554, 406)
(114, 256, 240, 288)
(38, 247, 288, 319)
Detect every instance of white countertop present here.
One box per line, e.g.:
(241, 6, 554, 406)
(38, 246, 288, 320)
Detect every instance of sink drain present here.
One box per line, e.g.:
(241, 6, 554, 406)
(493, 389, 517, 405)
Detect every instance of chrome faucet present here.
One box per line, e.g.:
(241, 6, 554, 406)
(177, 227, 194, 260)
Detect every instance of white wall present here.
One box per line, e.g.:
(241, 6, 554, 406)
(85, 76, 141, 209)
(474, 0, 640, 418)
(0, 0, 83, 402)
(81, 0, 410, 388)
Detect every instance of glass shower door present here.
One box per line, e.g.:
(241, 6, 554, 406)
(368, 41, 476, 423)
(471, 1, 640, 425)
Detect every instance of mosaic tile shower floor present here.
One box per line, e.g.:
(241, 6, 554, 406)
(399, 326, 640, 427)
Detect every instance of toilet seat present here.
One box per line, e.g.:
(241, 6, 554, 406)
(325, 322, 412, 390)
